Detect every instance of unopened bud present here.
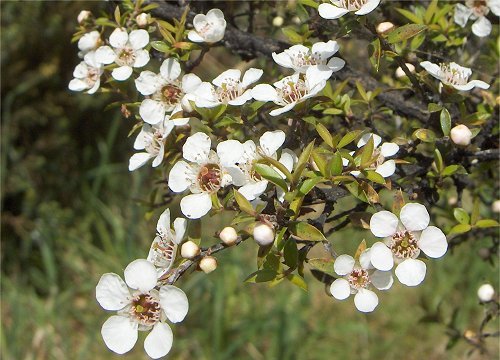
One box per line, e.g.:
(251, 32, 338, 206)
(450, 124, 472, 146)
(273, 16, 284, 27)
(395, 63, 415, 79)
(463, 330, 477, 341)
(136, 13, 149, 27)
(181, 241, 200, 259)
(477, 283, 495, 302)
(253, 223, 275, 246)
(199, 256, 217, 273)
(492, 200, 500, 213)
(219, 226, 238, 246)
(78, 10, 92, 24)
(376, 21, 395, 34)
(291, 16, 301, 25)
(447, 196, 457, 206)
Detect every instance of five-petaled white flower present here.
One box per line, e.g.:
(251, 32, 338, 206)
(68, 51, 103, 94)
(330, 251, 393, 313)
(319, 0, 380, 19)
(129, 116, 189, 171)
(78, 30, 101, 57)
(135, 58, 202, 124)
(188, 9, 226, 43)
(95, 28, 150, 81)
(420, 61, 490, 91)
(194, 68, 263, 108)
(454, 0, 500, 37)
(251, 66, 331, 116)
(369, 203, 448, 287)
(147, 209, 187, 277)
(168, 132, 245, 219)
(272, 41, 345, 76)
(96, 259, 189, 359)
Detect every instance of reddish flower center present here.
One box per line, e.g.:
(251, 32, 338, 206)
(197, 163, 222, 192)
(390, 230, 419, 259)
(130, 293, 161, 326)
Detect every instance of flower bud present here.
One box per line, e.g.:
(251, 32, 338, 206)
(253, 223, 275, 246)
(492, 200, 500, 213)
(181, 241, 200, 259)
(219, 226, 238, 246)
(395, 63, 415, 79)
(291, 16, 301, 25)
(376, 21, 395, 34)
(477, 283, 495, 302)
(77, 10, 92, 24)
(447, 196, 457, 206)
(136, 13, 149, 27)
(272, 16, 284, 27)
(450, 124, 472, 146)
(199, 256, 217, 274)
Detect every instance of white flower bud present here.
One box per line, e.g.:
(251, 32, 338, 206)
(181, 241, 200, 259)
(291, 16, 301, 25)
(492, 200, 500, 213)
(77, 10, 92, 24)
(447, 196, 457, 206)
(253, 223, 275, 246)
(395, 63, 415, 79)
(376, 21, 395, 34)
(136, 13, 149, 27)
(450, 124, 472, 146)
(219, 226, 238, 246)
(199, 256, 217, 274)
(273, 16, 284, 27)
(477, 283, 495, 302)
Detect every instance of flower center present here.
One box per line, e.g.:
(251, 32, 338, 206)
(390, 230, 419, 259)
(130, 293, 161, 326)
(116, 47, 136, 66)
(150, 231, 177, 269)
(466, 0, 489, 16)
(439, 64, 469, 86)
(144, 129, 163, 155)
(339, 0, 368, 11)
(197, 163, 222, 192)
(86, 67, 100, 86)
(293, 51, 322, 68)
(216, 79, 243, 103)
(348, 269, 370, 289)
(160, 84, 183, 105)
(278, 80, 308, 104)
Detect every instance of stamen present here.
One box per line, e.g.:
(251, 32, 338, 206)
(439, 64, 469, 86)
(130, 293, 161, 326)
(390, 230, 419, 259)
(348, 268, 370, 289)
(197, 163, 222, 193)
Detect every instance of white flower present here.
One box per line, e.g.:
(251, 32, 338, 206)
(330, 252, 393, 313)
(454, 0, 500, 37)
(369, 203, 448, 287)
(95, 28, 150, 81)
(188, 9, 226, 43)
(68, 51, 103, 94)
(318, 0, 380, 19)
(129, 116, 189, 171)
(96, 259, 189, 359)
(352, 133, 400, 178)
(272, 41, 345, 75)
(77, 30, 101, 57)
(135, 58, 202, 124)
(420, 61, 490, 91)
(168, 132, 245, 219)
(237, 130, 286, 200)
(194, 68, 263, 108)
(251, 66, 330, 116)
(147, 209, 187, 276)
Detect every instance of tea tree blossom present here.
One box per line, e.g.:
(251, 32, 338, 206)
(96, 259, 189, 359)
(147, 209, 187, 276)
(95, 28, 150, 81)
(272, 41, 345, 75)
(454, 0, 500, 37)
(369, 203, 448, 287)
(356, 133, 399, 178)
(318, 0, 381, 19)
(330, 252, 393, 313)
(168, 132, 245, 219)
(194, 68, 263, 108)
(128, 117, 189, 171)
(420, 61, 490, 91)
(68, 52, 103, 94)
(135, 58, 202, 124)
(251, 66, 331, 116)
(78, 30, 101, 57)
(188, 9, 226, 43)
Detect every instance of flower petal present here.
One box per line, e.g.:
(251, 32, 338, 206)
(159, 285, 189, 323)
(133, 49, 150, 68)
(241, 68, 264, 88)
(418, 225, 447, 258)
(96, 273, 131, 310)
(129, 29, 149, 50)
(370, 242, 394, 271)
(173, 218, 187, 244)
(94, 46, 116, 65)
(333, 254, 355, 276)
(129, 152, 153, 171)
(375, 160, 396, 178)
(135, 71, 160, 95)
(144, 323, 173, 359)
(187, 30, 205, 43)
(330, 278, 351, 300)
(213, 69, 241, 87)
(371, 270, 393, 290)
(183, 132, 211, 163)
(370, 210, 399, 237)
(454, 80, 490, 91)
(156, 208, 171, 235)
(400, 203, 430, 231)
(395, 259, 426, 286)
(380, 142, 399, 157)
(68, 79, 88, 92)
(471, 16, 492, 37)
(101, 315, 138, 355)
(217, 140, 244, 167)
(272, 51, 294, 69)
(355, 0, 380, 15)
(259, 130, 286, 156)
(168, 161, 192, 193)
(454, 4, 473, 27)
(109, 28, 128, 48)
(251, 84, 278, 102)
(180, 192, 212, 219)
(238, 181, 269, 201)
(124, 259, 158, 292)
(354, 289, 378, 312)
(420, 61, 441, 79)
(269, 102, 296, 116)
(318, 3, 350, 19)
(326, 57, 345, 72)
(112, 66, 133, 81)
(140, 99, 165, 125)
(357, 133, 382, 148)
(160, 58, 182, 82)
(182, 73, 202, 94)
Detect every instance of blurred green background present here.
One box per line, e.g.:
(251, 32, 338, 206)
(1, 2, 498, 359)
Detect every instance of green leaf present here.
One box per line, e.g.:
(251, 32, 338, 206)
(356, 81, 368, 101)
(254, 164, 288, 191)
(329, 152, 343, 176)
(387, 24, 427, 44)
(440, 108, 452, 136)
(316, 123, 333, 147)
(413, 128, 436, 143)
(233, 190, 256, 216)
(434, 148, 444, 174)
(471, 198, 480, 225)
(345, 181, 369, 203)
(365, 170, 385, 184)
(396, 8, 423, 24)
(298, 177, 323, 196)
(289, 222, 326, 241)
(307, 258, 335, 276)
(453, 208, 470, 225)
(424, 0, 438, 23)
(442, 165, 467, 177)
(292, 140, 315, 185)
(286, 274, 308, 291)
(150, 41, 171, 53)
(282, 26, 302, 43)
(475, 219, 500, 228)
(448, 223, 471, 235)
(299, 0, 319, 9)
(428, 103, 443, 112)
(337, 130, 362, 149)
(360, 135, 374, 167)
(245, 269, 278, 283)
(258, 156, 293, 183)
(368, 38, 381, 71)
(283, 239, 298, 269)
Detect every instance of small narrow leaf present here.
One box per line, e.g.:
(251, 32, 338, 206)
(286, 274, 308, 291)
(387, 24, 427, 44)
(475, 219, 499, 228)
(283, 239, 298, 269)
(233, 190, 256, 216)
(337, 130, 362, 149)
(316, 123, 333, 147)
(440, 108, 452, 136)
(254, 164, 288, 191)
(289, 222, 326, 241)
(453, 208, 470, 225)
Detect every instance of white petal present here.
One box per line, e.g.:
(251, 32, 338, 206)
(173, 218, 187, 244)
(129, 29, 149, 49)
(472, 16, 492, 37)
(306, 65, 332, 88)
(418, 226, 447, 258)
(454, 80, 490, 91)
(144, 323, 173, 359)
(251, 84, 278, 102)
(241, 68, 264, 88)
(73, 63, 88, 78)
(135, 71, 160, 95)
(259, 130, 286, 156)
(101, 315, 138, 355)
(112, 66, 133, 81)
(168, 161, 192, 192)
(420, 61, 441, 79)
(182, 73, 202, 94)
(489, 0, 500, 16)
(183, 132, 211, 163)
(187, 30, 205, 43)
(87, 79, 101, 94)
(370, 210, 399, 237)
(206, 8, 225, 21)
(279, 149, 297, 172)
(269, 102, 296, 116)
(94, 46, 116, 64)
(195, 82, 219, 108)
(109, 28, 129, 49)
(370, 242, 394, 271)
(140, 99, 166, 125)
(354, 289, 378, 312)
(355, 0, 380, 15)
(312, 40, 339, 58)
(375, 160, 396, 178)
(193, 14, 207, 31)
(68, 79, 88, 92)
(357, 133, 382, 148)
(330, 278, 351, 300)
(124, 259, 158, 292)
(400, 203, 430, 231)
(180, 192, 212, 219)
(159, 285, 189, 323)
(380, 142, 399, 157)
(133, 49, 150, 68)
(272, 52, 294, 69)
(152, 144, 165, 167)
(228, 90, 253, 106)
(454, 4, 472, 27)
(156, 208, 171, 235)
(213, 69, 241, 87)
(238, 181, 268, 201)
(326, 57, 345, 72)
(217, 140, 244, 167)
(395, 259, 426, 286)
(371, 270, 393, 290)
(318, 3, 350, 19)
(225, 166, 246, 187)
(78, 31, 100, 52)
(96, 273, 130, 310)
(128, 153, 153, 171)
(333, 254, 355, 276)
(160, 58, 182, 82)
(359, 249, 372, 270)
